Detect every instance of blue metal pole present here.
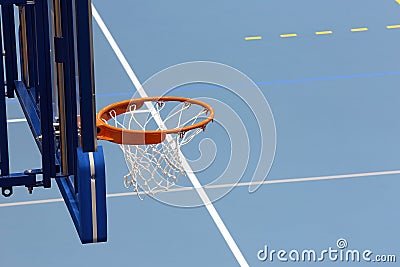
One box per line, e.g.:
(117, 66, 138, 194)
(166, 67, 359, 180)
(57, 146, 107, 243)
(35, 0, 56, 187)
(1, 4, 18, 98)
(0, 12, 10, 176)
(75, 0, 97, 153)
(59, 0, 78, 177)
(25, 5, 38, 93)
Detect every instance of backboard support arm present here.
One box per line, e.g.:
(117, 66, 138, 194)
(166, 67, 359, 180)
(0, 0, 107, 243)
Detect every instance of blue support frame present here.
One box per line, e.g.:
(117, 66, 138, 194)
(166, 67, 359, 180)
(15, 81, 42, 149)
(0, 0, 107, 243)
(57, 147, 107, 243)
(0, 96, 8, 178)
(59, 0, 78, 176)
(1, 4, 18, 98)
(75, 0, 97, 153)
(36, 0, 56, 187)
(25, 4, 38, 99)
(0, 16, 9, 178)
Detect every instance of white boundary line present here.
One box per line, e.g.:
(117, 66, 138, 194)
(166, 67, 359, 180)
(91, 4, 249, 266)
(2, 170, 399, 207)
(7, 118, 27, 123)
(205, 169, 400, 188)
(0, 198, 64, 207)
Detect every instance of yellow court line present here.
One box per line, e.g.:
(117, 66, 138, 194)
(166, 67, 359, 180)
(280, 33, 297, 38)
(244, 36, 262, 41)
(387, 24, 400, 29)
(351, 27, 368, 32)
(244, 24, 398, 41)
(315, 30, 333, 35)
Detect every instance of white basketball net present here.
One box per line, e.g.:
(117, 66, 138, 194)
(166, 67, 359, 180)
(107, 99, 210, 199)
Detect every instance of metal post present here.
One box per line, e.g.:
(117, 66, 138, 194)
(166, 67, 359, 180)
(35, 0, 56, 186)
(53, 0, 69, 175)
(0, 13, 10, 176)
(59, 0, 78, 177)
(18, 6, 30, 88)
(75, 0, 97, 152)
(1, 4, 18, 98)
(25, 4, 38, 99)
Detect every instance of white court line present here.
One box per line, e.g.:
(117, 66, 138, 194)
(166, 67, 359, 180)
(107, 169, 400, 197)
(91, 4, 249, 267)
(0, 198, 64, 207)
(6, 112, 149, 123)
(204, 169, 400, 188)
(7, 118, 27, 123)
(131, 109, 151, 113)
(2, 169, 399, 207)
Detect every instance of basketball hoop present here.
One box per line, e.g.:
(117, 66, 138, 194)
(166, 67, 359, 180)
(96, 96, 214, 198)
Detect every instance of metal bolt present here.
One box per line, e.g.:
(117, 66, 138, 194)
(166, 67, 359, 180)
(2, 187, 12, 197)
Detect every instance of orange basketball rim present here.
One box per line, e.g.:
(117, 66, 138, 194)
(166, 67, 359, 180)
(96, 96, 214, 145)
